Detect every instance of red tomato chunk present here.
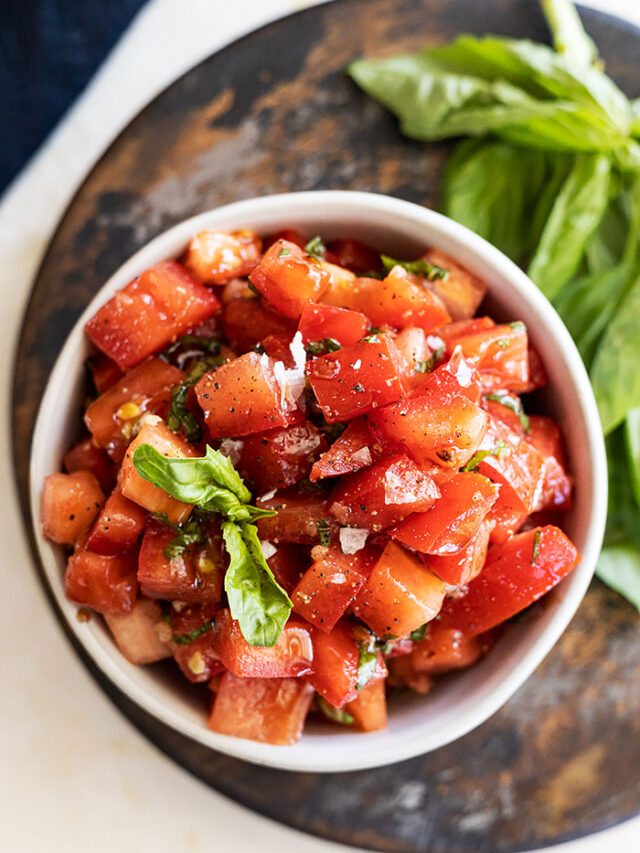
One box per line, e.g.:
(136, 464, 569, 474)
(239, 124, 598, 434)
(309, 417, 374, 482)
(238, 421, 327, 493)
(213, 610, 313, 677)
(250, 239, 333, 318)
(87, 486, 147, 555)
(298, 302, 370, 347)
(183, 229, 262, 284)
(41, 471, 105, 547)
(85, 261, 220, 369)
(65, 545, 138, 614)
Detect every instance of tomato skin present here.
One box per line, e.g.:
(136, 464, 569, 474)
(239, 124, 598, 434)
(292, 544, 377, 632)
(266, 544, 307, 594)
(212, 610, 313, 677)
(434, 317, 495, 348)
(310, 418, 374, 482)
(182, 229, 261, 284)
(104, 598, 172, 664)
(391, 472, 499, 556)
(437, 525, 581, 636)
(421, 249, 486, 320)
(84, 357, 183, 462)
(330, 453, 440, 531)
(344, 679, 387, 731)
(169, 603, 225, 683)
(65, 545, 138, 614)
(85, 261, 220, 369)
(411, 623, 487, 674)
(526, 415, 572, 512)
(86, 486, 148, 555)
(298, 302, 370, 347)
(118, 420, 196, 524)
(444, 323, 529, 393)
(249, 239, 332, 318)
(137, 518, 224, 605)
(259, 333, 297, 366)
(86, 355, 124, 394)
(425, 520, 491, 585)
(41, 471, 105, 547)
(481, 394, 527, 437)
(195, 351, 295, 438)
(256, 489, 336, 545)
(64, 437, 117, 491)
(222, 296, 296, 352)
(263, 229, 307, 250)
(209, 672, 314, 745)
(523, 347, 549, 391)
(307, 335, 410, 423)
(369, 364, 487, 469)
(326, 239, 382, 275)
(352, 541, 446, 637)
(238, 421, 328, 493)
(306, 620, 387, 707)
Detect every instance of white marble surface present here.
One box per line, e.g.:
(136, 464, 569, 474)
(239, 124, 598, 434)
(1, 1, 639, 850)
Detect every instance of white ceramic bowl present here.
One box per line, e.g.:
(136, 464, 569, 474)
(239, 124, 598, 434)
(30, 191, 607, 772)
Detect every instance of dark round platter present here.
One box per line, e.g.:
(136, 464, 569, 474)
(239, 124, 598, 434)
(12, 1, 640, 851)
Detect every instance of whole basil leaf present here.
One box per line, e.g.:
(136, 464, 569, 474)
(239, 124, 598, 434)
(528, 153, 611, 299)
(597, 545, 640, 613)
(540, 0, 598, 67)
(132, 444, 274, 521)
(222, 521, 292, 647)
(591, 272, 640, 434)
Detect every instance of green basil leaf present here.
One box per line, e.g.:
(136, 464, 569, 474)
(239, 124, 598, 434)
(596, 545, 640, 614)
(356, 638, 379, 691)
(132, 444, 274, 521)
(539, 0, 598, 67)
(222, 521, 292, 646)
(409, 624, 427, 642)
(591, 272, 640, 434)
(528, 153, 611, 299)
(306, 338, 341, 356)
(624, 407, 640, 510)
(173, 617, 216, 645)
(380, 254, 448, 281)
(305, 235, 326, 261)
(317, 696, 354, 725)
(462, 440, 511, 472)
(167, 383, 203, 445)
(484, 391, 530, 433)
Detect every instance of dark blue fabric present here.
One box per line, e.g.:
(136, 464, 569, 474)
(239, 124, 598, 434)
(0, 0, 147, 191)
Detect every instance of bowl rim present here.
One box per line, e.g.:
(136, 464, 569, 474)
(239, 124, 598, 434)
(29, 190, 608, 772)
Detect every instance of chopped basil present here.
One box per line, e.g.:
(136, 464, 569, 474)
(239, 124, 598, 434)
(304, 235, 327, 261)
(306, 338, 341, 356)
(278, 246, 291, 257)
(531, 529, 542, 565)
(509, 321, 526, 332)
(415, 347, 445, 374)
(247, 282, 261, 297)
(409, 623, 428, 642)
(356, 636, 379, 690)
(317, 696, 354, 725)
(484, 391, 531, 433)
(380, 254, 449, 281)
(173, 618, 215, 645)
(317, 519, 332, 546)
(167, 358, 225, 445)
(162, 510, 210, 560)
(462, 440, 511, 472)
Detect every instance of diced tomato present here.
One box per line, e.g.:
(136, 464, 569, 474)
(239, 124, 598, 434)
(329, 454, 440, 531)
(325, 238, 382, 275)
(393, 326, 442, 390)
(438, 526, 580, 635)
(84, 357, 183, 462)
(263, 229, 307, 250)
(266, 544, 307, 594)
(169, 602, 225, 683)
(434, 317, 495, 349)
(137, 518, 224, 604)
(310, 418, 374, 482)
(40, 471, 105, 547)
(369, 366, 487, 469)
(64, 437, 117, 491)
(425, 520, 491, 585)
(344, 679, 387, 731)
(307, 335, 409, 423)
(249, 239, 333, 318)
(195, 351, 297, 438)
(237, 421, 327, 493)
(259, 333, 296, 366)
(104, 598, 172, 664)
(401, 622, 487, 674)
(209, 672, 314, 744)
(352, 541, 446, 636)
(526, 416, 572, 512)
(222, 296, 296, 352)
(391, 472, 499, 556)
(182, 229, 261, 284)
(65, 544, 138, 613)
(85, 261, 220, 369)
(86, 486, 148, 555)
(486, 502, 530, 546)
(86, 354, 124, 394)
(413, 348, 483, 405)
(481, 393, 528, 437)
(307, 620, 387, 707)
(443, 323, 529, 392)
(212, 609, 313, 677)
(118, 420, 196, 524)
(256, 489, 336, 545)
(421, 249, 486, 320)
(298, 303, 370, 348)
(523, 347, 549, 391)
(292, 544, 377, 632)
(387, 655, 433, 694)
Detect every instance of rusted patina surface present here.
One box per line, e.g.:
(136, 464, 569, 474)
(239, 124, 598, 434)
(12, 0, 640, 850)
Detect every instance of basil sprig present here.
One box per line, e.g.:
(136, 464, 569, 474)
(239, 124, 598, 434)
(222, 521, 292, 647)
